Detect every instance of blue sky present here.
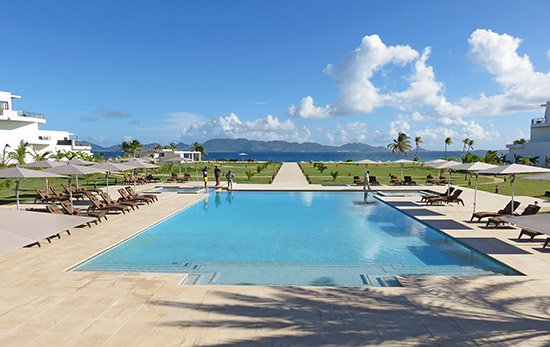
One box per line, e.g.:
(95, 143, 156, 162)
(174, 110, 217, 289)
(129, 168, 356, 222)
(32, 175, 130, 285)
(2, 0, 550, 150)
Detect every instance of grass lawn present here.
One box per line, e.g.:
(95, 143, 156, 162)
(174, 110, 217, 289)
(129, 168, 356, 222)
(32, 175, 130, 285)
(298, 162, 550, 200)
(0, 162, 282, 205)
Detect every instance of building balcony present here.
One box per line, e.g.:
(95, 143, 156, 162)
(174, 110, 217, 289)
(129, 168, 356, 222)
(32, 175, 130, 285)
(0, 109, 46, 123)
(16, 111, 45, 119)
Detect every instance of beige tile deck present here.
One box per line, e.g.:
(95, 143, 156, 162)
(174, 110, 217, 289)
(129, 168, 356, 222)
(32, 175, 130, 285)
(0, 177, 549, 346)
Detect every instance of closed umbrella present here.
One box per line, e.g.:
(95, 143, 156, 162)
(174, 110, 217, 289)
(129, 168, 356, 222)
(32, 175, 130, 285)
(0, 166, 65, 209)
(451, 162, 498, 213)
(92, 162, 133, 192)
(477, 164, 550, 214)
(44, 163, 105, 208)
(22, 160, 65, 191)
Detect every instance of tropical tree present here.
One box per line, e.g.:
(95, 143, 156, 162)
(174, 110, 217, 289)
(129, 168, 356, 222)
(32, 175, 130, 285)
(152, 144, 162, 152)
(330, 170, 339, 181)
(30, 149, 52, 162)
(387, 132, 412, 158)
(169, 142, 178, 150)
(513, 138, 526, 145)
(414, 136, 423, 159)
(1, 144, 11, 168)
(444, 137, 452, 159)
(120, 139, 142, 157)
(483, 150, 499, 164)
(461, 138, 470, 155)
(466, 138, 475, 153)
(190, 142, 207, 155)
(8, 142, 29, 165)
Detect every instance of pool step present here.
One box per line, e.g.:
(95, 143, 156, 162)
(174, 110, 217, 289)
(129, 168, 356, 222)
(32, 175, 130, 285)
(180, 272, 219, 285)
(360, 274, 403, 287)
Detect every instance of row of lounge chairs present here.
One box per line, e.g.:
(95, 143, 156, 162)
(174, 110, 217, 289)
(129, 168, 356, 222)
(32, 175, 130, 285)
(420, 187, 465, 206)
(352, 175, 417, 186)
(426, 174, 449, 185)
(167, 173, 192, 183)
(123, 173, 162, 185)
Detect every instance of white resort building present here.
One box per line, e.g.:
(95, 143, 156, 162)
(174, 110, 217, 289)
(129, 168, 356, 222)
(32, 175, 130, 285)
(506, 101, 550, 167)
(0, 91, 92, 163)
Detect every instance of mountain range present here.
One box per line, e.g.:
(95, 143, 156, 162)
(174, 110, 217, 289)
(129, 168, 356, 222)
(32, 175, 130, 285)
(89, 138, 391, 153)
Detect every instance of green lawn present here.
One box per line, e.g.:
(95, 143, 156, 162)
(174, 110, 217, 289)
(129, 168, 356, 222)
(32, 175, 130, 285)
(0, 162, 282, 205)
(298, 162, 550, 200)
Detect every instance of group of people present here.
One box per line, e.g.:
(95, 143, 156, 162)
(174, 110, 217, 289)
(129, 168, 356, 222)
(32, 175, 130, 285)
(201, 165, 235, 190)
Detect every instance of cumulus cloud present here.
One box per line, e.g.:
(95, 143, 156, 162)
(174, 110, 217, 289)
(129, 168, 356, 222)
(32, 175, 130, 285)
(288, 29, 550, 120)
(389, 116, 411, 137)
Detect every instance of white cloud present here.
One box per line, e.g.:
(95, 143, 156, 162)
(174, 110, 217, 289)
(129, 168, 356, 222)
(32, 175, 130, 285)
(547, 49, 550, 61)
(288, 29, 550, 121)
(389, 116, 411, 137)
(336, 122, 369, 143)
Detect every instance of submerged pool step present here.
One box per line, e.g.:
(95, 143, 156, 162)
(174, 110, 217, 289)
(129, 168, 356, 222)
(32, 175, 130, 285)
(360, 274, 403, 287)
(181, 272, 219, 285)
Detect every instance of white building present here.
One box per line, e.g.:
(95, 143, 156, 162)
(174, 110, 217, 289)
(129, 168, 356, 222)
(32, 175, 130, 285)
(0, 91, 92, 163)
(506, 101, 550, 167)
(143, 148, 202, 162)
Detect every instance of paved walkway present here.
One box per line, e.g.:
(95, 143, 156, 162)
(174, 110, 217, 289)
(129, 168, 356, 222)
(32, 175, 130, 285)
(271, 162, 309, 187)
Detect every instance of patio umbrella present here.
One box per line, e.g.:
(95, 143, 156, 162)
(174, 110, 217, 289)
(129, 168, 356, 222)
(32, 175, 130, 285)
(356, 159, 380, 164)
(65, 159, 94, 165)
(451, 162, 498, 213)
(22, 160, 64, 191)
(44, 163, 105, 208)
(424, 159, 447, 165)
(0, 166, 65, 209)
(92, 162, 133, 192)
(120, 160, 160, 190)
(476, 164, 550, 214)
(427, 160, 462, 196)
(238, 153, 248, 162)
(393, 159, 416, 180)
(124, 157, 156, 163)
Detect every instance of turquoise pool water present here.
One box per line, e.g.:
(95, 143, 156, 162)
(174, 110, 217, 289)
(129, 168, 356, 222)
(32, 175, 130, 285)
(74, 191, 518, 286)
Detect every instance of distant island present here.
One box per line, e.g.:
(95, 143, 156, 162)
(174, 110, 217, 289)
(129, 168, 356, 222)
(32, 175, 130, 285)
(89, 138, 392, 154)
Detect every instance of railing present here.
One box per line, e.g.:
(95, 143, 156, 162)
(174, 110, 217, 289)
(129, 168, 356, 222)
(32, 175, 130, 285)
(16, 110, 45, 119)
(38, 135, 51, 141)
(532, 117, 546, 124)
(57, 139, 72, 146)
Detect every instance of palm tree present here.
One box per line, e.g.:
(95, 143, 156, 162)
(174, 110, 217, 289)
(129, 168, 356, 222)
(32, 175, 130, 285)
(152, 144, 162, 152)
(461, 138, 470, 155)
(169, 142, 178, 150)
(387, 132, 412, 158)
(30, 149, 52, 162)
(8, 142, 29, 165)
(1, 144, 11, 168)
(444, 137, 452, 159)
(414, 136, 423, 159)
(191, 142, 207, 155)
(121, 139, 142, 157)
(467, 139, 475, 153)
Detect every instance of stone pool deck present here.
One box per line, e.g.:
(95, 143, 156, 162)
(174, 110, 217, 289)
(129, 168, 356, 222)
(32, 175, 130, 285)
(0, 177, 549, 345)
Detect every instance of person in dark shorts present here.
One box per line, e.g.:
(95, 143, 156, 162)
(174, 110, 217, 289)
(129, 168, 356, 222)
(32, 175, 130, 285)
(225, 170, 235, 190)
(214, 165, 222, 186)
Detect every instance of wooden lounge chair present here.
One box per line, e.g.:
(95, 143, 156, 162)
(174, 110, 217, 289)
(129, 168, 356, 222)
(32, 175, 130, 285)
(439, 176, 449, 185)
(59, 200, 106, 223)
(470, 200, 521, 222)
(100, 191, 139, 210)
(145, 174, 161, 183)
(166, 173, 178, 182)
(426, 189, 464, 205)
(390, 175, 401, 185)
(44, 204, 73, 238)
(518, 228, 544, 241)
(486, 204, 541, 228)
(126, 186, 158, 202)
(403, 176, 416, 185)
(420, 187, 455, 202)
(426, 174, 436, 185)
(353, 176, 363, 185)
(369, 176, 380, 185)
(53, 186, 84, 200)
(87, 195, 130, 214)
(178, 173, 192, 183)
(118, 188, 151, 205)
(35, 189, 68, 203)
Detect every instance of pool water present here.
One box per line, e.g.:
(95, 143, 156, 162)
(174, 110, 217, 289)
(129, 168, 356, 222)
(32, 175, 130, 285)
(74, 191, 519, 286)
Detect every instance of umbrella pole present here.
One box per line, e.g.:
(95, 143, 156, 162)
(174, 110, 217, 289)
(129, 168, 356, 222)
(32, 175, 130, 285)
(69, 176, 74, 210)
(510, 174, 515, 215)
(133, 169, 137, 192)
(473, 173, 478, 214)
(401, 164, 404, 181)
(15, 179, 20, 210)
(106, 172, 109, 194)
(45, 178, 49, 192)
(75, 174, 79, 189)
(447, 169, 451, 197)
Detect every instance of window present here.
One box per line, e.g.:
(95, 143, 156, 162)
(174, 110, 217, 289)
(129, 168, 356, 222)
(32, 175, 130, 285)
(0, 101, 8, 110)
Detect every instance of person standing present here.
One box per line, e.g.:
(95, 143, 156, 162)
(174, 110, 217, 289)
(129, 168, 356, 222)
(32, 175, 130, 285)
(202, 166, 209, 189)
(364, 168, 371, 190)
(214, 165, 222, 186)
(225, 170, 235, 190)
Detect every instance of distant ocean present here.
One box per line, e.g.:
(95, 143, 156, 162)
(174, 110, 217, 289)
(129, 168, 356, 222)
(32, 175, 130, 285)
(99, 150, 500, 162)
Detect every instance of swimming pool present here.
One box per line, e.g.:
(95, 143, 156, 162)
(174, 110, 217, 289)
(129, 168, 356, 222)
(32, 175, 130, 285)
(74, 191, 519, 286)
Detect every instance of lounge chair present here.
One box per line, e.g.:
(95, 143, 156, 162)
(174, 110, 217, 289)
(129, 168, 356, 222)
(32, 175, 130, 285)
(439, 176, 449, 185)
(53, 186, 84, 200)
(178, 173, 192, 183)
(426, 189, 464, 205)
(44, 204, 72, 238)
(369, 176, 380, 185)
(118, 188, 151, 205)
(145, 174, 161, 183)
(87, 195, 130, 214)
(390, 175, 401, 185)
(420, 187, 455, 202)
(126, 186, 158, 202)
(353, 176, 363, 185)
(486, 204, 541, 228)
(470, 200, 521, 222)
(518, 228, 544, 241)
(426, 174, 436, 185)
(100, 191, 139, 210)
(403, 176, 416, 185)
(34, 189, 68, 203)
(166, 173, 178, 182)
(59, 200, 106, 223)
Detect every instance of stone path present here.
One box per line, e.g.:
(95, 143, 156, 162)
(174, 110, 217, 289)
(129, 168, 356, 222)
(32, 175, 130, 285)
(271, 162, 309, 187)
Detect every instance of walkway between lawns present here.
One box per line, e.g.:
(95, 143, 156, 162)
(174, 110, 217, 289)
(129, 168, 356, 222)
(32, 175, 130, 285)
(271, 162, 309, 187)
